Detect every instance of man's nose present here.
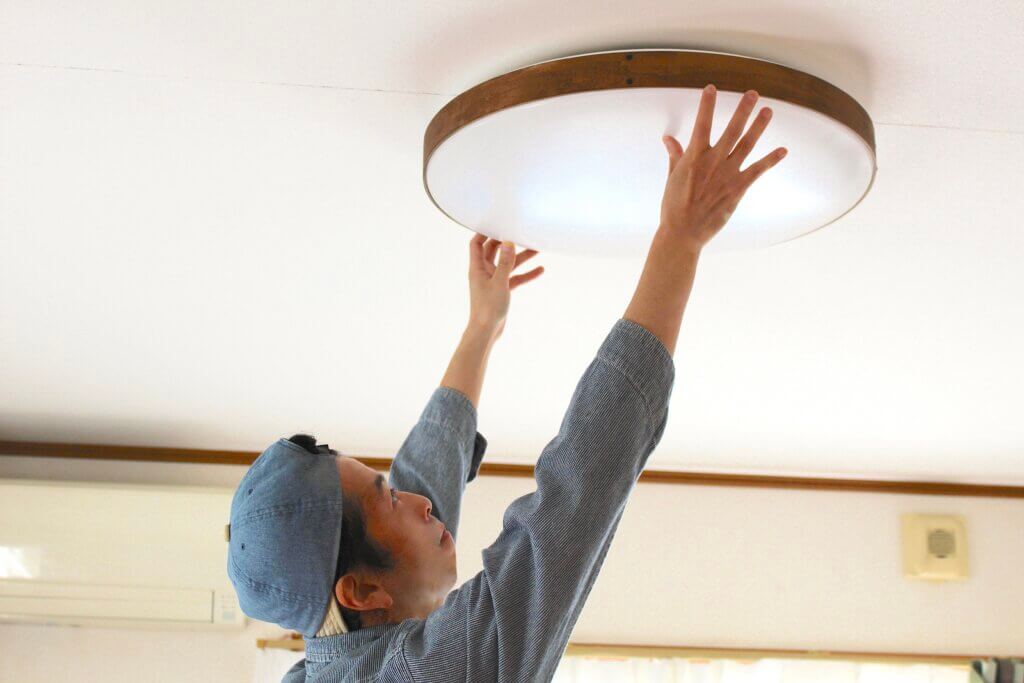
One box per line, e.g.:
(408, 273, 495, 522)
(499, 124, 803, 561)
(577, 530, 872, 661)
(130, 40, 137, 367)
(417, 494, 432, 521)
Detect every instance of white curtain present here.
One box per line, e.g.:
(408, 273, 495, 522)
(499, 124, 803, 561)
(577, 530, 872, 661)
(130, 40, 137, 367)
(251, 649, 971, 682)
(551, 656, 971, 683)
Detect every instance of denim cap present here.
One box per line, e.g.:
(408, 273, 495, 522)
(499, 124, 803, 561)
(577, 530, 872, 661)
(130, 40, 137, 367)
(227, 438, 342, 637)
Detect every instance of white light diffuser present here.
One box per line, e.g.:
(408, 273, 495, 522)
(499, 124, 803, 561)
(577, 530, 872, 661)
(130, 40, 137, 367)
(424, 50, 877, 258)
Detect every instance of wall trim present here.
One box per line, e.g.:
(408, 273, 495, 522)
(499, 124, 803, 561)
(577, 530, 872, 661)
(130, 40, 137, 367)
(256, 634, 1013, 663)
(2, 440, 1021, 499)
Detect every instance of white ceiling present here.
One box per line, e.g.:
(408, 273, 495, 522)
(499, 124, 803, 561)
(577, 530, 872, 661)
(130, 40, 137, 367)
(2, 1, 1022, 485)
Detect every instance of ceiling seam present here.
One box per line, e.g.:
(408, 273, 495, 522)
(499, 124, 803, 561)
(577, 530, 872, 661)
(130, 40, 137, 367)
(3, 61, 1023, 136)
(0, 61, 448, 97)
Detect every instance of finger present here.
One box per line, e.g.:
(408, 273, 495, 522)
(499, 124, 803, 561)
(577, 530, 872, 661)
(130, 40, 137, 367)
(662, 135, 684, 176)
(483, 239, 500, 274)
(514, 249, 538, 270)
(470, 233, 487, 272)
(495, 240, 516, 280)
(736, 147, 788, 191)
(509, 266, 544, 290)
(688, 84, 717, 152)
(728, 106, 774, 169)
(713, 90, 758, 157)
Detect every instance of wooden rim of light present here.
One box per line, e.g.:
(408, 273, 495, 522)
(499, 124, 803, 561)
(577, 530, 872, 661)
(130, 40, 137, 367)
(422, 49, 876, 218)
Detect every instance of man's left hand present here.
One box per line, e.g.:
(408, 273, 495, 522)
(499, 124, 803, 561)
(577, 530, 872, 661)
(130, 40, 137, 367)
(468, 234, 543, 338)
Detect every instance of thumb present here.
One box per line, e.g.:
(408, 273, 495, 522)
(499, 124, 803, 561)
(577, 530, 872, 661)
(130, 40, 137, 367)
(662, 135, 683, 176)
(495, 241, 516, 280)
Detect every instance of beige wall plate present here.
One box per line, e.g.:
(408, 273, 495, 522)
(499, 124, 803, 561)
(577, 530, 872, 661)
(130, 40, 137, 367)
(901, 514, 968, 581)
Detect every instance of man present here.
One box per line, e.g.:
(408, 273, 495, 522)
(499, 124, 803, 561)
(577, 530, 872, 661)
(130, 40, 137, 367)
(227, 84, 786, 682)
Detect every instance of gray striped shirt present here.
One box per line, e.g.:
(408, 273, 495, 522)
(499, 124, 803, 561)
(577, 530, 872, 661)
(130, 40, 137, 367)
(283, 317, 675, 682)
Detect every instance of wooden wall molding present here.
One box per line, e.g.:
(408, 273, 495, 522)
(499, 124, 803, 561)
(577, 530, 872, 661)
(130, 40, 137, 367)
(1, 440, 1021, 499)
(257, 633, 1013, 664)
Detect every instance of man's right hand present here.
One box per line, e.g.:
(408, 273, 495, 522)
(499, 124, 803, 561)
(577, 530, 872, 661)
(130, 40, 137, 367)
(658, 84, 788, 254)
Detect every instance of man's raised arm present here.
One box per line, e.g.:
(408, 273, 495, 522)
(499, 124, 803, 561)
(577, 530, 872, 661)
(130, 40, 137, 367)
(389, 237, 544, 535)
(393, 85, 788, 683)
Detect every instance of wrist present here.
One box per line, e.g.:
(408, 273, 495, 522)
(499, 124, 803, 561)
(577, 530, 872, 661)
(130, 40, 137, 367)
(465, 318, 501, 341)
(652, 226, 703, 263)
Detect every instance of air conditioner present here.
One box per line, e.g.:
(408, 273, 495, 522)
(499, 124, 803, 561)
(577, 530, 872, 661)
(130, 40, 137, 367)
(0, 478, 245, 630)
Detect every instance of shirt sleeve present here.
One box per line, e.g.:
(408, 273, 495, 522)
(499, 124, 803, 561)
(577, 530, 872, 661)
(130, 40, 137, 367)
(388, 385, 489, 541)
(279, 659, 305, 682)
(395, 318, 675, 683)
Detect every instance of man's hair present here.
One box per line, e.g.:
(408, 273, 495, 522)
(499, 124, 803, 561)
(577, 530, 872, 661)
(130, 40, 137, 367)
(287, 434, 394, 631)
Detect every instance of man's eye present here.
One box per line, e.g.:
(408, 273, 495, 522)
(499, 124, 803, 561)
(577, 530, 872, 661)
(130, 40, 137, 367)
(390, 488, 398, 503)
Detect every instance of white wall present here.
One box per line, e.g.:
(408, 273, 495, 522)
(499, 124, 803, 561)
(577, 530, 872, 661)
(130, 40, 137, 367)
(1, 455, 1021, 683)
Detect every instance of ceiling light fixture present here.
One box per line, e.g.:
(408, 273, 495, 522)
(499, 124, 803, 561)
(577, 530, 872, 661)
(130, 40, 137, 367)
(423, 49, 877, 257)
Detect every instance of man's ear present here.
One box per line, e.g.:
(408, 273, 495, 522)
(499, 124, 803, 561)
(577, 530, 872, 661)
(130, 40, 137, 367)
(335, 573, 394, 612)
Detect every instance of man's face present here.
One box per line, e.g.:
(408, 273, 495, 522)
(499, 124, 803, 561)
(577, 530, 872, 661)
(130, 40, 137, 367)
(334, 456, 457, 618)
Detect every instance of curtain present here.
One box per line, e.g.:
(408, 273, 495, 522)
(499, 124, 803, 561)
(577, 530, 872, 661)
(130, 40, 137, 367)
(968, 658, 1024, 683)
(251, 648, 1021, 682)
(551, 655, 971, 682)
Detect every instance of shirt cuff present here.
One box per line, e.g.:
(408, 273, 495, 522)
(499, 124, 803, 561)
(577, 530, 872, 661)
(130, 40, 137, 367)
(468, 432, 487, 482)
(597, 318, 676, 426)
(421, 386, 488, 482)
